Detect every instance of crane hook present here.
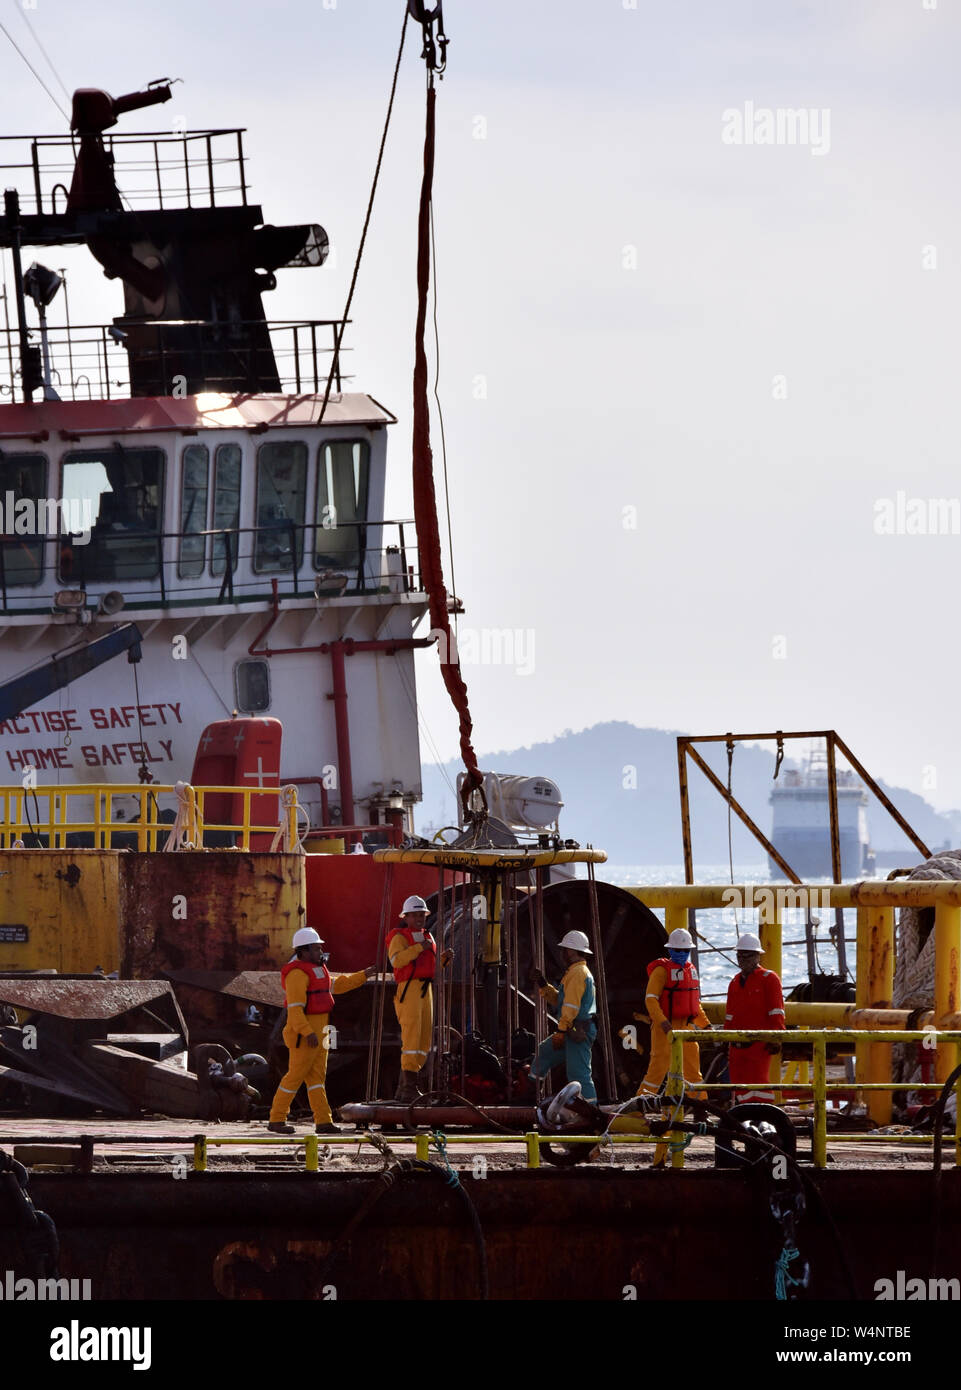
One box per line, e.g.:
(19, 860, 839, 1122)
(408, 0, 449, 75)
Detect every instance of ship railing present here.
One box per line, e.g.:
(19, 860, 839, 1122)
(631, 880, 961, 1124)
(0, 781, 300, 852)
(0, 319, 350, 402)
(665, 1027, 961, 1170)
(0, 128, 249, 216)
(0, 783, 408, 854)
(0, 520, 421, 613)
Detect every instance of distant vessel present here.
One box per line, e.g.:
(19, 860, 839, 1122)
(768, 752, 875, 878)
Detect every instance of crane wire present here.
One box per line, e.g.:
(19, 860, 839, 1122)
(395, 650, 459, 803)
(429, 192, 458, 638)
(13, 1, 70, 103)
(318, 6, 409, 423)
(0, 18, 68, 121)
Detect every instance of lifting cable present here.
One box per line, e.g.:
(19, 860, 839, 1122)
(725, 734, 738, 929)
(318, 6, 410, 423)
(410, 7, 486, 824)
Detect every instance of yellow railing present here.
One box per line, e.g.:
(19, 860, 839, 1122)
(668, 1028, 961, 1169)
(627, 881, 961, 1094)
(0, 782, 301, 852)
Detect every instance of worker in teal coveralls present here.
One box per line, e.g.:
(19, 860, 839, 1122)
(530, 930, 598, 1101)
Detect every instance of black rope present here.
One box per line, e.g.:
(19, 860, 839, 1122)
(132, 658, 153, 785)
(703, 1098, 859, 1300)
(315, 1146, 488, 1298)
(0, 1151, 60, 1277)
(928, 1059, 961, 1279)
(414, 1088, 517, 1133)
(318, 7, 409, 423)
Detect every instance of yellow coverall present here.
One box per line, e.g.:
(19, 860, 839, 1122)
(638, 962, 710, 1097)
(638, 962, 709, 1165)
(389, 932, 434, 1076)
(268, 965, 367, 1125)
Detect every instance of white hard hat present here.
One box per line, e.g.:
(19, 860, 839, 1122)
(399, 895, 429, 916)
(559, 929, 592, 954)
(292, 927, 324, 949)
(667, 928, 694, 950)
(736, 933, 763, 953)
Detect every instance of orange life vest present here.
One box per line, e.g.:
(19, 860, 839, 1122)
(649, 957, 701, 1022)
(281, 958, 335, 1015)
(388, 925, 436, 983)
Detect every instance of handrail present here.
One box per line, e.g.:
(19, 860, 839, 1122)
(0, 318, 349, 400)
(0, 519, 422, 611)
(0, 781, 302, 852)
(0, 127, 250, 215)
(668, 1028, 961, 1169)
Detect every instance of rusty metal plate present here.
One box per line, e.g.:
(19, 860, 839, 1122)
(0, 978, 175, 1019)
(163, 969, 284, 1007)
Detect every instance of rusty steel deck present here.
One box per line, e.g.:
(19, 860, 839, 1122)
(0, 1120, 957, 1301)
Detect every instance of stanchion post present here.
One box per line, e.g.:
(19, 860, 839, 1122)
(935, 904, 961, 1085)
(667, 1032, 685, 1169)
(812, 1035, 827, 1168)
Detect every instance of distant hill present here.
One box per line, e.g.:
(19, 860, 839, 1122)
(417, 722, 959, 868)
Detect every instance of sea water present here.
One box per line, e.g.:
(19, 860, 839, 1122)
(582, 864, 854, 1001)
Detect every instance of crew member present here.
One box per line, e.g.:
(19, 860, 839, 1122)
(268, 927, 374, 1134)
(636, 927, 710, 1165)
(387, 895, 452, 1103)
(530, 930, 598, 1102)
(725, 932, 785, 1102)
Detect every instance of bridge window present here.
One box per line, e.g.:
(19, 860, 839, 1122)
(235, 659, 270, 713)
(178, 445, 209, 578)
(60, 448, 164, 584)
(211, 444, 241, 576)
(0, 452, 47, 587)
(315, 439, 369, 571)
(254, 441, 307, 572)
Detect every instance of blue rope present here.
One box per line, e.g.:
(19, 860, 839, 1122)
(775, 1244, 810, 1301)
(430, 1130, 461, 1188)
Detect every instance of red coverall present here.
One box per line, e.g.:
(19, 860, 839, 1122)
(725, 966, 785, 1101)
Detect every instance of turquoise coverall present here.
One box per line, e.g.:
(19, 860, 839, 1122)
(531, 960, 598, 1102)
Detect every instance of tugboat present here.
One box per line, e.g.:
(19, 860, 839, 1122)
(0, 30, 655, 1089)
(0, 74, 455, 985)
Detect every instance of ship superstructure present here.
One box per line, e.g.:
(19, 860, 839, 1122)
(768, 750, 874, 879)
(0, 88, 429, 837)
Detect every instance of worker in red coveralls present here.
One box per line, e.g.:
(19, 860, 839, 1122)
(724, 932, 785, 1102)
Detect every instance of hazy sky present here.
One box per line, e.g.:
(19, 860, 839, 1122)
(3, 0, 961, 807)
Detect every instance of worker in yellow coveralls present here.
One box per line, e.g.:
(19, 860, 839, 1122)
(638, 927, 711, 1167)
(387, 895, 452, 1103)
(268, 927, 374, 1134)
